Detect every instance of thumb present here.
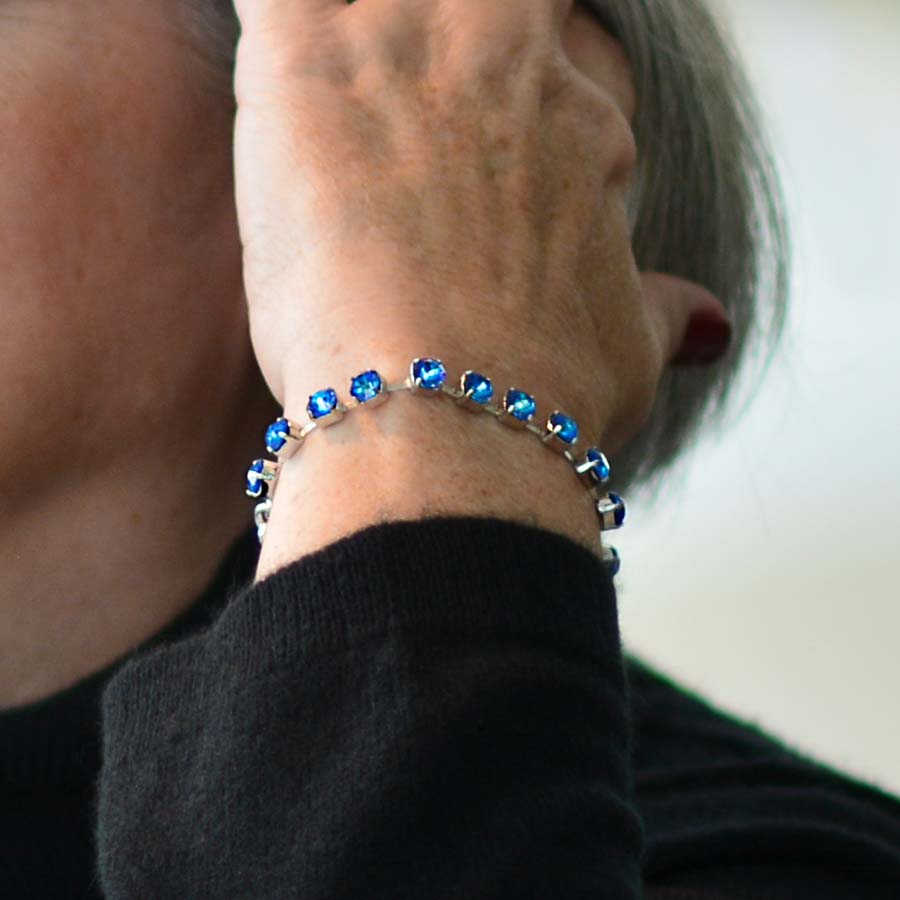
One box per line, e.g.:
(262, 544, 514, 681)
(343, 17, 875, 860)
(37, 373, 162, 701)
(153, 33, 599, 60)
(639, 271, 733, 366)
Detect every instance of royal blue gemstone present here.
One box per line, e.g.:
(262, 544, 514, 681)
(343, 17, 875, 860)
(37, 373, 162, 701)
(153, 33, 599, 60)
(308, 388, 339, 419)
(265, 418, 290, 454)
(505, 388, 536, 421)
(350, 370, 383, 404)
(606, 546, 621, 577)
(246, 459, 268, 498)
(609, 491, 627, 527)
(463, 371, 493, 404)
(548, 412, 578, 443)
(586, 447, 611, 483)
(412, 357, 446, 390)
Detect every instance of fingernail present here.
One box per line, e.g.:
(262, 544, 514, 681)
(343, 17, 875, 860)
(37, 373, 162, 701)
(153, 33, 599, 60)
(673, 316, 733, 365)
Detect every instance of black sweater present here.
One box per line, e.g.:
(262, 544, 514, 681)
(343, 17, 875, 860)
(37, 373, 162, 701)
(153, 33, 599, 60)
(2, 516, 899, 899)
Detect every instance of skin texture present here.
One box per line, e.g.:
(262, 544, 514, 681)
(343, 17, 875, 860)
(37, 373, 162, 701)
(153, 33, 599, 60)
(0, 0, 279, 709)
(0, 0, 729, 708)
(229, 0, 730, 578)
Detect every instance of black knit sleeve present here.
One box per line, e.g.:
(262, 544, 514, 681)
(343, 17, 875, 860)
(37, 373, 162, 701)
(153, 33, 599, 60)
(96, 516, 645, 899)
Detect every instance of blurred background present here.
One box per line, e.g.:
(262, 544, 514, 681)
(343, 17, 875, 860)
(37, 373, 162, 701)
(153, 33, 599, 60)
(617, 0, 900, 796)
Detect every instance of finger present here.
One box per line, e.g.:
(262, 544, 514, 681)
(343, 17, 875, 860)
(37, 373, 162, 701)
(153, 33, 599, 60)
(233, 0, 345, 33)
(640, 272, 733, 366)
(561, 5, 636, 124)
(233, 0, 352, 94)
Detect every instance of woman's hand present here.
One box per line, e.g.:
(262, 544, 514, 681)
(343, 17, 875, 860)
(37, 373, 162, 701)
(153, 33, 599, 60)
(233, 0, 727, 450)
(231, 0, 732, 571)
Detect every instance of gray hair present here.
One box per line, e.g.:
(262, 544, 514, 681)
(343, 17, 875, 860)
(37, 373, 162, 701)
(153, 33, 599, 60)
(180, 0, 789, 507)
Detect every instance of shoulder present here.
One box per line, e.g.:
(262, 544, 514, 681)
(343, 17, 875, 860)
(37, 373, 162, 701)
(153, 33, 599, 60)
(625, 655, 900, 898)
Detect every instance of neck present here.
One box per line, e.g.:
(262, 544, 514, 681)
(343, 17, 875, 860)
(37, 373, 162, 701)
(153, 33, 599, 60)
(0, 397, 276, 712)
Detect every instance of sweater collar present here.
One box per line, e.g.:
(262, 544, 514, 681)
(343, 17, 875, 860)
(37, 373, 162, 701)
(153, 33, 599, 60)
(0, 526, 260, 792)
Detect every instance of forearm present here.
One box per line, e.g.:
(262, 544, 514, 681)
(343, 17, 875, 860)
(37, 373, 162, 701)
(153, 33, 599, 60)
(99, 516, 642, 899)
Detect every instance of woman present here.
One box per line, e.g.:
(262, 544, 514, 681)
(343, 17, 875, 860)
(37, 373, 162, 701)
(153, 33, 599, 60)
(2, 0, 898, 897)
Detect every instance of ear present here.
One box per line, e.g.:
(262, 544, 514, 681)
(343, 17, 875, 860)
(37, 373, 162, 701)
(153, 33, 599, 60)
(639, 271, 733, 366)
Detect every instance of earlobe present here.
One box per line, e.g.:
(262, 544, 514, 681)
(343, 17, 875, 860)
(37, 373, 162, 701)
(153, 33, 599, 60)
(672, 313, 734, 365)
(639, 271, 732, 367)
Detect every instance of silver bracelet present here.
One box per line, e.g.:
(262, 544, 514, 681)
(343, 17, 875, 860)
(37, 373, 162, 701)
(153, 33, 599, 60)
(246, 357, 625, 576)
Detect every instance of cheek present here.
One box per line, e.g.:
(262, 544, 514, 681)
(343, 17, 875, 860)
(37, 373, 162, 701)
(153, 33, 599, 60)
(0, 33, 199, 318)
(0, 53, 133, 458)
(0, 18, 243, 471)
(1, 88, 122, 311)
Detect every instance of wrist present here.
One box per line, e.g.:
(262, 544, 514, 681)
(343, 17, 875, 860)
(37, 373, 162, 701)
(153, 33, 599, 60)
(254, 351, 615, 582)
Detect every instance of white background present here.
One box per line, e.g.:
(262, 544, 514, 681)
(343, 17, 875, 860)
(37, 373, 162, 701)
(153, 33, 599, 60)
(616, 0, 900, 797)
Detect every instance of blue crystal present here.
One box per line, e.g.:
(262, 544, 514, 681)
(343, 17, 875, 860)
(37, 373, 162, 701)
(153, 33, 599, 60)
(350, 370, 383, 403)
(505, 388, 536, 421)
(606, 546, 621, 577)
(245, 459, 268, 498)
(463, 371, 493, 404)
(412, 357, 446, 390)
(548, 412, 578, 443)
(265, 418, 290, 454)
(308, 388, 339, 419)
(609, 491, 627, 527)
(586, 447, 611, 483)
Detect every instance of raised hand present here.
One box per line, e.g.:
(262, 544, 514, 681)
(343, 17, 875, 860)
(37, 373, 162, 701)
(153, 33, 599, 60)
(231, 0, 731, 569)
